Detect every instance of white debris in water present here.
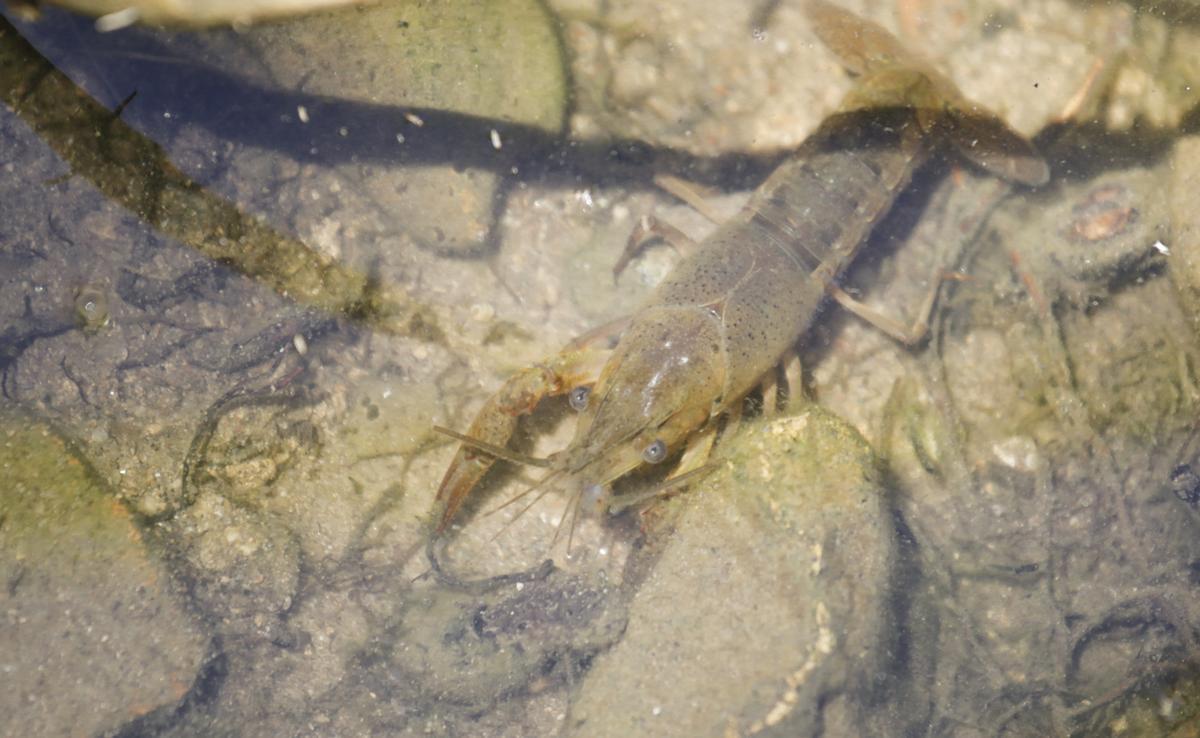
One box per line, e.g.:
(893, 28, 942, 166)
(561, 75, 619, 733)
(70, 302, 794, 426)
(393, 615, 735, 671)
(992, 436, 1040, 471)
(1153, 239, 1170, 255)
(95, 7, 140, 32)
(490, 129, 502, 150)
(307, 217, 342, 260)
(297, 105, 309, 123)
(1160, 696, 1177, 719)
(292, 334, 307, 355)
(470, 303, 495, 322)
(404, 112, 424, 127)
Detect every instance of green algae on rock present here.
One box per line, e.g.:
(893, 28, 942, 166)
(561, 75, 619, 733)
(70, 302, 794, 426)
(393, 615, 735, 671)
(0, 407, 208, 738)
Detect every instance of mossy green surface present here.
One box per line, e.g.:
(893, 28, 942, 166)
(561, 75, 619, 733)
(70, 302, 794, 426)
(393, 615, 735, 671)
(0, 406, 207, 738)
(1, 407, 146, 564)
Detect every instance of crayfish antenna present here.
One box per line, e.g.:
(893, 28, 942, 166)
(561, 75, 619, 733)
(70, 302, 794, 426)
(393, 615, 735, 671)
(604, 463, 718, 515)
(433, 425, 552, 468)
(551, 482, 587, 556)
(485, 469, 566, 542)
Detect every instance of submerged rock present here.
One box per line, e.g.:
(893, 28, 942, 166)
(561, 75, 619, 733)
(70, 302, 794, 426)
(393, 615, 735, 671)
(568, 407, 904, 738)
(1169, 135, 1200, 341)
(0, 407, 208, 738)
(240, 0, 567, 256)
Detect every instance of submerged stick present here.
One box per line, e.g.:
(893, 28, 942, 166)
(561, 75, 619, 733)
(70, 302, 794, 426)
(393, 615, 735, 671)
(0, 17, 443, 343)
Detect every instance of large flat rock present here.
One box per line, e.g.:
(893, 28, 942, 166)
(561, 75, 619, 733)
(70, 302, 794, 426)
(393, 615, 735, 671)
(0, 408, 209, 738)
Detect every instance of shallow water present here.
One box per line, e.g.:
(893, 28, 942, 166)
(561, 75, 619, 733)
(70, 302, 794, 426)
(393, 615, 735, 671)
(3, 1, 1200, 736)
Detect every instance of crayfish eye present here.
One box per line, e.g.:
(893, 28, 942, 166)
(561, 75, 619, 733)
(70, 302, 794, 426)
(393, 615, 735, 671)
(568, 386, 591, 412)
(642, 439, 668, 464)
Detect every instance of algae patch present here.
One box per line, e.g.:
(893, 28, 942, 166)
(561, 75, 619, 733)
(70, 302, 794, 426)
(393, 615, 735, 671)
(0, 407, 207, 738)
